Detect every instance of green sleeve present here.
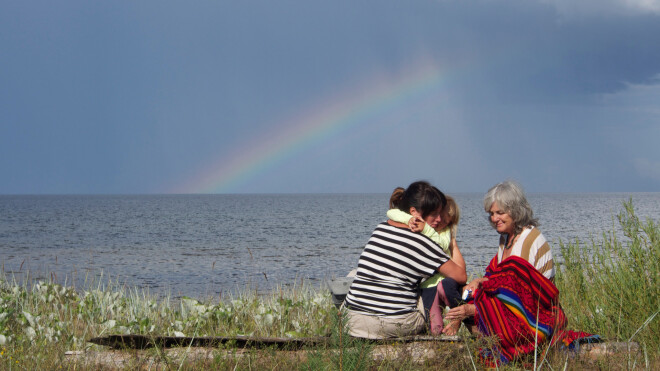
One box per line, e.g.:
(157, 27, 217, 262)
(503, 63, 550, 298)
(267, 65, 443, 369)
(386, 208, 413, 224)
(421, 224, 443, 246)
(386, 209, 444, 246)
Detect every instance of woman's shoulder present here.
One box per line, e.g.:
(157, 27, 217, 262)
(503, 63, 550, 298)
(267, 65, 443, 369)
(517, 227, 553, 256)
(517, 227, 545, 248)
(375, 221, 419, 236)
(520, 226, 545, 239)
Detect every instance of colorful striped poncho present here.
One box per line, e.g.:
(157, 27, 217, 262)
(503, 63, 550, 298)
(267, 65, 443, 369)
(474, 255, 599, 365)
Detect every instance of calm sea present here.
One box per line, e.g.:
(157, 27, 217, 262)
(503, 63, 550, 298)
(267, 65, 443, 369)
(1, 193, 659, 299)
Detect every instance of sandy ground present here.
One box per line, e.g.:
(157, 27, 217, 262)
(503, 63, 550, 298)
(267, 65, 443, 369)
(64, 340, 640, 369)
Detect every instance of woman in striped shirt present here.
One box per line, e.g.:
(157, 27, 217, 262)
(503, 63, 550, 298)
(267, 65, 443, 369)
(344, 181, 467, 339)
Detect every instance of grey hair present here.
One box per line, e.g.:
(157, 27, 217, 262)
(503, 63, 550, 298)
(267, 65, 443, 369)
(483, 180, 538, 235)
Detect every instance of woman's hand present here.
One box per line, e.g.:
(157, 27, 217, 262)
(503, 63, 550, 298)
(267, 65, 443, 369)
(465, 277, 488, 292)
(445, 304, 475, 322)
(408, 216, 425, 233)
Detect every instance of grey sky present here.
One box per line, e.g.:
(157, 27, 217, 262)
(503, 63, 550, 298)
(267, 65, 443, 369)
(1, 0, 659, 194)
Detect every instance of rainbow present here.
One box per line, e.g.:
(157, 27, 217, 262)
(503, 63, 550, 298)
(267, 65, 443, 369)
(172, 62, 450, 194)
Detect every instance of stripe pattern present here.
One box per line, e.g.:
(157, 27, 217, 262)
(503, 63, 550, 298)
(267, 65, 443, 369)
(344, 222, 450, 316)
(498, 227, 555, 279)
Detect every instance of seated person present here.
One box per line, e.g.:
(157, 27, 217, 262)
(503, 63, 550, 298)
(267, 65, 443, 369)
(387, 193, 466, 335)
(445, 181, 599, 365)
(343, 181, 467, 339)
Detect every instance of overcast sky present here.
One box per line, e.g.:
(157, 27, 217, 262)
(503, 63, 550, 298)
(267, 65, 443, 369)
(2, 0, 659, 194)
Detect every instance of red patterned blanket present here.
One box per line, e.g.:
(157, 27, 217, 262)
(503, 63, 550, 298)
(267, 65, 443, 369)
(474, 255, 599, 365)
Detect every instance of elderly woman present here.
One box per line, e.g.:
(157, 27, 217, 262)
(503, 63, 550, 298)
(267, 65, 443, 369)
(483, 180, 554, 279)
(446, 181, 597, 364)
(344, 181, 467, 339)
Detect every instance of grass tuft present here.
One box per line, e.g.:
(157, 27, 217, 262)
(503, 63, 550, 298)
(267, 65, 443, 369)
(555, 199, 659, 352)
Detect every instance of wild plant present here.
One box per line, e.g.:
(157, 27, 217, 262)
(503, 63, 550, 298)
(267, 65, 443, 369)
(555, 199, 659, 357)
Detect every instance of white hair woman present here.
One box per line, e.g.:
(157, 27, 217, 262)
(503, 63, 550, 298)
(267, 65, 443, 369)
(445, 181, 596, 365)
(483, 180, 554, 279)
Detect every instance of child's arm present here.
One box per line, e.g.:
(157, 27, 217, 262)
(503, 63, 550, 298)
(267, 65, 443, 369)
(448, 237, 465, 269)
(386, 209, 442, 246)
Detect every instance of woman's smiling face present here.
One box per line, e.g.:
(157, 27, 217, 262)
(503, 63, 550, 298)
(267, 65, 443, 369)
(489, 202, 515, 235)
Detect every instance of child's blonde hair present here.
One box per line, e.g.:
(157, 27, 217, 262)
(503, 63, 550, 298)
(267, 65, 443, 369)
(444, 196, 460, 238)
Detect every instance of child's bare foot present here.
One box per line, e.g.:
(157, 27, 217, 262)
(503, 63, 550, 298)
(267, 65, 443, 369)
(442, 319, 461, 336)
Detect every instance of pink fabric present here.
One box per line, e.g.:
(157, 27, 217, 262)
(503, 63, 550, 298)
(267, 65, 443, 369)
(428, 283, 449, 335)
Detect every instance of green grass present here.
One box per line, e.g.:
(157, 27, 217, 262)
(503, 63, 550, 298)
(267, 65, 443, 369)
(555, 199, 659, 352)
(0, 199, 658, 369)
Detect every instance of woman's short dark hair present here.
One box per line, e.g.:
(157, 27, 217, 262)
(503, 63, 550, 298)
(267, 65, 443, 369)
(390, 181, 446, 218)
(483, 180, 538, 234)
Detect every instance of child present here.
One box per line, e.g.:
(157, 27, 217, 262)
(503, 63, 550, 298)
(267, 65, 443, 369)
(387, 193, 466, 335)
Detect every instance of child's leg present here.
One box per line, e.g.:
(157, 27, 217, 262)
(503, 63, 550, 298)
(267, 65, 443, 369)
(427, 285, 445, 335)
(441, 277, 462, 308)
(424, 282, 454, 335)
(440, 278, 463, 335)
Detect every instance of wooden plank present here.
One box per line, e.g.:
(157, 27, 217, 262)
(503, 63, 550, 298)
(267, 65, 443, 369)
(89, 334, 330, 349)
(88, 334, 462, 350)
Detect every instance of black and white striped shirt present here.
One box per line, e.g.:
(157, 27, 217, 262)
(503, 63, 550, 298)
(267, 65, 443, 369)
(344, 222, 451, 316)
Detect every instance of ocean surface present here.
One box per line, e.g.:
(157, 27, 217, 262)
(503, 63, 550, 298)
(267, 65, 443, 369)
(1, 193, 659, 300)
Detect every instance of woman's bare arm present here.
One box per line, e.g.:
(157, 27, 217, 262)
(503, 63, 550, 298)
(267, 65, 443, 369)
(438, 259, 467, 285)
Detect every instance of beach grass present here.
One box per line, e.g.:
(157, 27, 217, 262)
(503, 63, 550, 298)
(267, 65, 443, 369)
(554, 198, 659, 364)
(1, 199, 658, 369)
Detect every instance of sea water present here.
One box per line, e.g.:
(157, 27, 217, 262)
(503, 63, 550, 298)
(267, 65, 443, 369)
(1, 193, 659, 299)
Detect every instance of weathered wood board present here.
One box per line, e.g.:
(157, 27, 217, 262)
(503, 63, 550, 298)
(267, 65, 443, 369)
(89, 334, 462, 349)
